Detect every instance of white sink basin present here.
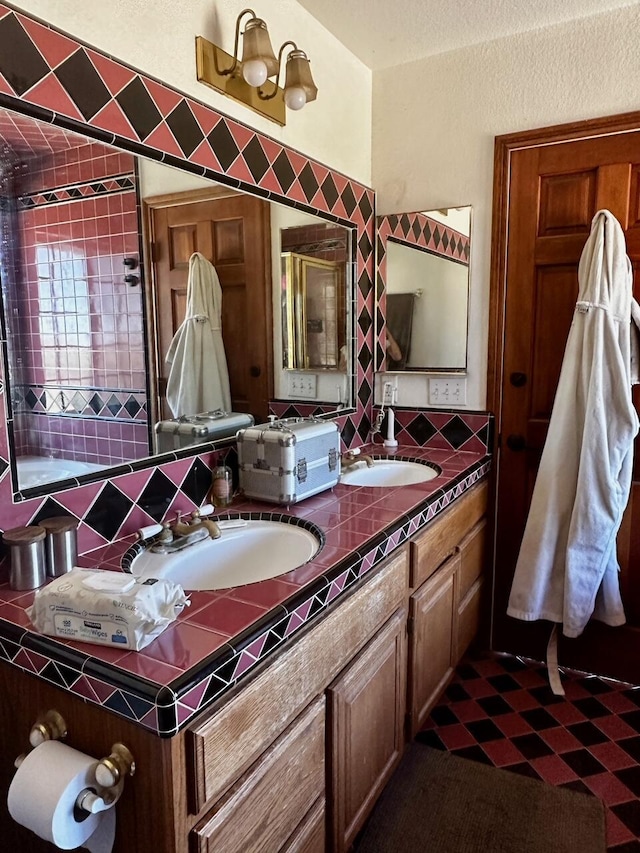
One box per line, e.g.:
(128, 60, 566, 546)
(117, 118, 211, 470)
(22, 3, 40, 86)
(129, 519, 322, 591)
(340, 459, 439, 487)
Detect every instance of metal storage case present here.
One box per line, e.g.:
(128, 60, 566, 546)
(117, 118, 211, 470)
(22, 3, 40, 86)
(237, 417, 341, 504)
(154, 411, 254, 452)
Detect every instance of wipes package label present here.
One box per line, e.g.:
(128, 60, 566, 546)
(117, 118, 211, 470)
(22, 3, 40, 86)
(29, 568, 189, 651)
(53, 613, 132, 646)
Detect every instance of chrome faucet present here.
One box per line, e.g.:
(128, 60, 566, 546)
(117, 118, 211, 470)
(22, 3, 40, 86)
(341, 449, 374, 469)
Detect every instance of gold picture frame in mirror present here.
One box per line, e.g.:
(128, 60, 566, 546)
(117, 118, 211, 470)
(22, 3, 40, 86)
(376, 206, 471, 373)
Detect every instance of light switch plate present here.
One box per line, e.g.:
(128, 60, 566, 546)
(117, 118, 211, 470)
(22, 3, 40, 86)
(288, 373, 317, 398)
(428, 377, 466, 406)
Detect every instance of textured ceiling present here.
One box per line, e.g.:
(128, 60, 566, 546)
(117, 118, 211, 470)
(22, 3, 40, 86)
(296, 0, 639, 69)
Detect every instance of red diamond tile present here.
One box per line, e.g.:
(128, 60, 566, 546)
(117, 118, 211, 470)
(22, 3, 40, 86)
(482, 739, 525, 768)
(90, 100, 138, 141)
(19, 15, 78, 67)
(494, 712, 534, 739)
(539, 726, 583, 754)
(606, 808, 636, 846)
(593, 714, 638, 742)
(145, 121, 185, 157)
(530, 754, 579, 785)
(461, 679, 498, 699)
(547, 702, 588, 726)
(590, 741, 638, 772)
(438, 724, 476, 751)
(504, 689, 541, 712)
(598, 691, 639, 714)
(144, 78, 183, 117)
(585, 772, 636, 806)
(86, 49, 136, 96)
(24, 73, 85, 122)
(450, 700, 487, 724)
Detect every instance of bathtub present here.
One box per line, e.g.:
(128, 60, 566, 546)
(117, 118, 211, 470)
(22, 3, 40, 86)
(16, 456, 106, 489)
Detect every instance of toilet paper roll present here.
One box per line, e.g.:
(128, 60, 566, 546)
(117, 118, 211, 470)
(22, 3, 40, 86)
(8, 739, 115, 851)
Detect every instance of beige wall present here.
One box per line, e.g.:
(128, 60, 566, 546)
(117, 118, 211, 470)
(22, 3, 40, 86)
(372, 3, 640, 410)
(13, 0, 372, 185)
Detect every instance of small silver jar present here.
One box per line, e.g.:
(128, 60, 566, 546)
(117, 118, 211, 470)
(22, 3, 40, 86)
(40, 516, 79, 577)
(3, 525, 47, 590)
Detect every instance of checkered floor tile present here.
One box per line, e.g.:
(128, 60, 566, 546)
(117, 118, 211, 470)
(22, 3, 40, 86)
(418, 653, 640, 850)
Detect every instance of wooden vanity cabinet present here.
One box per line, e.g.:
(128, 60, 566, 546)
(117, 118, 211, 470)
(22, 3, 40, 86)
(327, 608, 407, 853)
(407, 482, 488, 736)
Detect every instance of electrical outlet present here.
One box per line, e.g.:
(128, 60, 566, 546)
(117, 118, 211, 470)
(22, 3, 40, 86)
(428, 378, 467, 406)
(288, 372, 317, 398)
(383, 380, 396, 405)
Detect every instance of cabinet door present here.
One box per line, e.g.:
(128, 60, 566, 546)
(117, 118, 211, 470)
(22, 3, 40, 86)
(407, 553, 459, 737)
(327, 608, 407, 853)
(280, 797, 325, 853)
(191, 698, 325, 853)
(456, 518, 487, 660)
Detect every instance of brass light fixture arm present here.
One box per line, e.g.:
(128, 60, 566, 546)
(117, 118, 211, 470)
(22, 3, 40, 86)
(258, 40, 297, 101)
(214, 8, 257, 77)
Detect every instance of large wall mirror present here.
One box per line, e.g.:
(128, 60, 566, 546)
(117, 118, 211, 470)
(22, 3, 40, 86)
(377, 207, 471, 372)
(0, 107, 355, 493)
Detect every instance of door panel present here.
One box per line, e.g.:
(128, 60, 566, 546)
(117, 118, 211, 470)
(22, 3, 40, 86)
(493, 128, 640, 681)
(148, 191, 272, 422)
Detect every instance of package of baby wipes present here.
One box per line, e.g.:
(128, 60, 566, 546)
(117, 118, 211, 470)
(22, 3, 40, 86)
(28, 568, 189, 650)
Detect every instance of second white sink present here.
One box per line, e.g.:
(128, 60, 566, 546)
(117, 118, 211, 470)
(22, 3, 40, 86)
(129, 519, 322, 591)
(340, 459, 439, 487)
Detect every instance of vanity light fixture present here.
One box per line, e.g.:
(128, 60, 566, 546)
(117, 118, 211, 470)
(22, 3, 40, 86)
(196, 8, 317, 125)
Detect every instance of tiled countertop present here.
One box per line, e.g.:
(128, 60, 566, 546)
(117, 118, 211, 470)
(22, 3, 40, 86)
(0, 445, 491, 737)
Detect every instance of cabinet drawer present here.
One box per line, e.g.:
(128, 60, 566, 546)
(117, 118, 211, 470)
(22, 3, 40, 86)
(190, 697, 325, 853)
(410, 481, 488, 589)
(457, 517, 487, 601)
(188, 546, 408, 813)
(281, 797, 325, 853)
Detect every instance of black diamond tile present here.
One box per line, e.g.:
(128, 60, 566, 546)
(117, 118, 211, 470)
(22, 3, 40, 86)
(104, 690, 138, 722)
(358, 231, 373, 260)
(31, 497, 76, 525)
(487, 673, 521, 693)
(405, 414, 437, 446)
(117, 77, 163, 141)
(357, 344, 372, 373)
(527, 684, 566, 706)
(166, 100, 204, 157)
(25, 388, 38, 408)
(358, 269, 373, 299)
(399, 213, 411, 235)
(455, 663, 481, 681)
(622, 688, 640, 708)
(412, 218, 421, 240)
(566, 720, 609, 747)
(618, 736, 640, 763)
(84, 481, 134, 540)
(445, 682, 471, 702)
(620, 709, 640, 734)
(357, 377, 372, 411)
(574, 675, 613, 695)
(41, 661, 71, 689)
(440, 414, 475, 450)
(466, 719, 503, 743)
(511, 733, 553, 760)
(612, 801, 640, 837)
(340, 418, 356, 447)
(560, 748, 606, 778)
(415, 729, 446, 750)
(138, 469, 178, 521)
(341, 183, 357, 217)
(321, 174, 339, 210)
(451, 745, 493, 766)
(272, 150, 296, 193)
(614, 766, 640, 798)
(124, 396, 141, 418)
(0, 14, 49, 97)
(477, 695, 513, 717)
(358, 192, 372, 224)
(358, 306, 372, 337)
(241, 136, 270, 183)
(106, 394, 121, 417)
(429, 705, 459, 726)
(298, 162, 319, 202)
(118, 691, 153, 722)
(559, 779, 594, 796)
(520, 707, 560, 732)
(180, 457, 213, 506)
(56, 49, 111, 121)
(573, 696, 611, 720)
(507, 762, 543, 782)
(207, 120, 240, 171)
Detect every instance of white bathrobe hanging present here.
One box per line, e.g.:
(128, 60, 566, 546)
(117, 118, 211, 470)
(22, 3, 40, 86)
(165, 252, 232, 417)
(507, 209, 640, 638)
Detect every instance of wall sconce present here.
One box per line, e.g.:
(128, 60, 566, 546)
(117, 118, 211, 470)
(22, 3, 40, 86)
(196, 8, 317, 126)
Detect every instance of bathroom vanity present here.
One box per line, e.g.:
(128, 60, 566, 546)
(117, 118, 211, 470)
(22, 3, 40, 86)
(0, 448, 489, 853)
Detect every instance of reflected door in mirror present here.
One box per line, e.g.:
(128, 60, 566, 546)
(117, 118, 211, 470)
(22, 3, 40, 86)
(148, 191, 273, 423)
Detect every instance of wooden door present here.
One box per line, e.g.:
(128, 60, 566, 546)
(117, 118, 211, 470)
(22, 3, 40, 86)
(491, 125, 640, 682)
(327, 608, 406, 853)
(147, 189, 272, 422)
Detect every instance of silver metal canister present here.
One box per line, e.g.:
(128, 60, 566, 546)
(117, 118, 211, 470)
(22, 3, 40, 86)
(3, 525, 47, 590)
(40, 516, 79, 577)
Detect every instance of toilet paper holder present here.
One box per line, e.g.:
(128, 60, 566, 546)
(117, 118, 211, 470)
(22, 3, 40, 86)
(16, 710, 136, 817)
